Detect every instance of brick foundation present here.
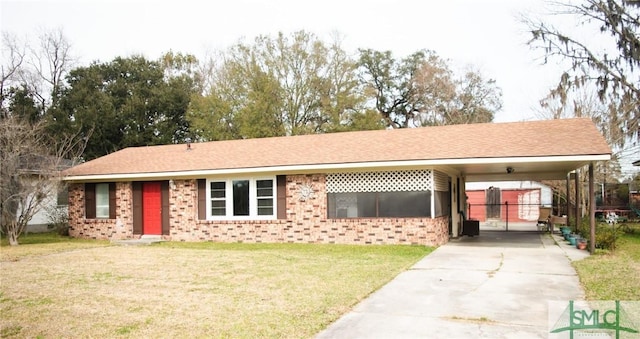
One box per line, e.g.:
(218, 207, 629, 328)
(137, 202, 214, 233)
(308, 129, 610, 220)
(68, 174, 450, 246)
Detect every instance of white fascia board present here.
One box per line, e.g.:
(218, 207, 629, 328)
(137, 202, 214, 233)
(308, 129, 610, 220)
(62, 154, 611, 182)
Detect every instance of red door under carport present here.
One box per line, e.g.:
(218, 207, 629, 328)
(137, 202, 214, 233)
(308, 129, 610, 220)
(142, 182, 162, 235)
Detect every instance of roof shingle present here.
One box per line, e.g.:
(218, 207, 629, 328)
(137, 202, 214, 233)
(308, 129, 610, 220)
(62, 118, 611, 178)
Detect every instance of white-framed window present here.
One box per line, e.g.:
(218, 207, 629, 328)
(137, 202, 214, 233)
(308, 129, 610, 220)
(206, 177, 276, 219)
(210, 181, 226, 216)
(256, 179, 274, 216)
(95, 183, 110, 218)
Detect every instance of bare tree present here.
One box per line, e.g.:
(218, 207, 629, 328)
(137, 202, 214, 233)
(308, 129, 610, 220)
(526, 0, 639, 147)
(25, 27, 75, 110)
(0, 115, 87, 245)
(2, 28, 74, 116)
(1, 32, 26, 118)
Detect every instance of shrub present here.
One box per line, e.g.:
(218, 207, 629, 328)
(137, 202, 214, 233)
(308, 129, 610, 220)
(577, 218, 621, 251)
(619, 223, 637, 235)
(594, 225, 619, 250)
(46, 206, 69, 236)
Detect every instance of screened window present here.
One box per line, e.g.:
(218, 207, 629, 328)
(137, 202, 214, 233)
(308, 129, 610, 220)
(434, 190, 451, 218)
(207, 178, 276, 219)
(328, 191, 431, 218)
(95, 183, 110, 218)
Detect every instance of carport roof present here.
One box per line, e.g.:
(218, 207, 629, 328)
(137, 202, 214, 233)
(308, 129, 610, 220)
(62, 118, 611, 182)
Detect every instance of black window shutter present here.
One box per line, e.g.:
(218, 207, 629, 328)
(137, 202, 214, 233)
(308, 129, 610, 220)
(108, 183, 116, 219)
(85, 183, 96, 219)
(132, 182, 142, 235)
(277, 175, 286, 219)
(197, 179, 206, 220)
(161, 181, 170, 235)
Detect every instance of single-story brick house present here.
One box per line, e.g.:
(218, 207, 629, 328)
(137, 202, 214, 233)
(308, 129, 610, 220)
(61, 118, 611, 246)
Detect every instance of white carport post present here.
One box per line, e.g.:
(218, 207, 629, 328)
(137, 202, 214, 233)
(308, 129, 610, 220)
(430, 170, 435, 220)
(589, 162, 596, 254)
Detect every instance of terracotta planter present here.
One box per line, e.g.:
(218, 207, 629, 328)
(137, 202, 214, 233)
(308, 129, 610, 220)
(577, 241, 587, 250)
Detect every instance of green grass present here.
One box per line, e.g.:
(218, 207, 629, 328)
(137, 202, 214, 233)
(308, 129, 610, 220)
(0, 232, 111, 261)
(0, 232, 75, 246)
(157, 240, 429, 256)
(0, 236, 433, 338)
(573, 222, 640, 300)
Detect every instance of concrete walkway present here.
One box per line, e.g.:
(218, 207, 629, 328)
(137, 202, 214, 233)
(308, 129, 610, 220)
(317, 231, 589, 338)
(111, 235, 164, 245)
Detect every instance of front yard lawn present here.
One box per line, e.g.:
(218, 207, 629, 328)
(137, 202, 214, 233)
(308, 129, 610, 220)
(0, 232, 111, 262)
(573, 222, 640, 300)
(1, 235, 432, 338)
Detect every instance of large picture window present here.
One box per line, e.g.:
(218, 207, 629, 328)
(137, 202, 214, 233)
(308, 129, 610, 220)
(328, 191, 431, 218)
(326, 170, 448, 219)
(207, 177, 275, 219)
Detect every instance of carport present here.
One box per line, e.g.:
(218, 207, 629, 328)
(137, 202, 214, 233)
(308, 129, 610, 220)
(317, 118, 611, 338)
(440, 118, 611, 253)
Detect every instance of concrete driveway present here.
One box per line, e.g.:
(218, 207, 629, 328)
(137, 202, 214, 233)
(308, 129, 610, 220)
(317, 231, 588, 338)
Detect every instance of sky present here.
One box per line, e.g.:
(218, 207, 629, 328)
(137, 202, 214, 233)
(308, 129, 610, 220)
(1, 0, 561, 122)
(1, 0, 637, 176)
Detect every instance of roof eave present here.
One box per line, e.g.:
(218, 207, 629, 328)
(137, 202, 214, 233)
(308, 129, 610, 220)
(62, 153, 611, 182)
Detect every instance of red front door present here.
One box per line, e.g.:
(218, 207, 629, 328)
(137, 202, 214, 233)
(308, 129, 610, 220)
(142, 182, 162, 235)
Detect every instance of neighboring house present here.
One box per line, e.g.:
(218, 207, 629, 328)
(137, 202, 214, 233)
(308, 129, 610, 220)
(465, 181, 553, 231)
(24, 185, 68, 233)
(14, 157, 72, 233)
(465, 181, 552, 223)
(61, 118, 611, 246)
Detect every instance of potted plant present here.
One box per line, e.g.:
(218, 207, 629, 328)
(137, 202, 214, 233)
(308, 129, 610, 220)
(576, 238, 587, 250)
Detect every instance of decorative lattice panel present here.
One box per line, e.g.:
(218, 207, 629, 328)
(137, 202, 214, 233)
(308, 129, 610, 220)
(326, 170, 432, 193)
(433, 170, 450, 192)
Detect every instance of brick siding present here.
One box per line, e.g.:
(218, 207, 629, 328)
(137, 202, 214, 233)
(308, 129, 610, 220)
(68, 174, 450, 246)
(68, 182, 133, 240)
